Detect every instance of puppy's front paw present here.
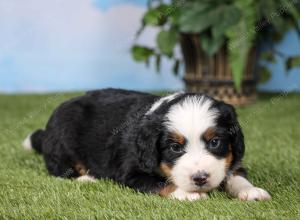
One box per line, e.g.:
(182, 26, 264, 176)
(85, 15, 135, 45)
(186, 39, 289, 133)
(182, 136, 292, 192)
(170, 188, 208, 201)
(238, 187, 271, 201)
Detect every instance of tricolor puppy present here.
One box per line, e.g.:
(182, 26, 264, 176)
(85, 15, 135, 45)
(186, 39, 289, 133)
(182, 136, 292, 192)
(23, 89, 271, 201)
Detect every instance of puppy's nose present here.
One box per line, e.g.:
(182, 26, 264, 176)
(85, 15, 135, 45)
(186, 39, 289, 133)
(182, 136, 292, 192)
(192, 172, 209, 186)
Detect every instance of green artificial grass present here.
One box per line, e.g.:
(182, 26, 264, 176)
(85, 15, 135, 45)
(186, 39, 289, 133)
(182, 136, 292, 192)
(0, 92, 300, 220)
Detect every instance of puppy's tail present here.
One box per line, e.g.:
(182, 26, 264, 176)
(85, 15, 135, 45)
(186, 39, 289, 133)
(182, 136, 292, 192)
(22, 129, 45, 154)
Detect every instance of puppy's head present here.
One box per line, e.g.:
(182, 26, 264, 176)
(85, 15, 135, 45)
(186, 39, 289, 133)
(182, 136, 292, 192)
(139, 93, 244, 192)
(159, 95, 244, 192)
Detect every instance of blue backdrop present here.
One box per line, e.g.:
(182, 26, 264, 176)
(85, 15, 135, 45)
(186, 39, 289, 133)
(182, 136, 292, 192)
(0, 0, 299, 93)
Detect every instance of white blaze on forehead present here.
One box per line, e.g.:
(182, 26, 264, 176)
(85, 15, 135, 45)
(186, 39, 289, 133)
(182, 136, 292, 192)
(164, 96, 218, 139)
(146, 92, 183, 115)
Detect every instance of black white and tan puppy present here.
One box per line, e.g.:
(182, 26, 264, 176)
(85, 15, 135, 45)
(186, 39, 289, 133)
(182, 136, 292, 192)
(23, 88, 271, 201)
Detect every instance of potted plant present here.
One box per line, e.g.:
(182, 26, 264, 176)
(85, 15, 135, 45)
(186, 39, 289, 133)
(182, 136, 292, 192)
(131, 0, 300, 105)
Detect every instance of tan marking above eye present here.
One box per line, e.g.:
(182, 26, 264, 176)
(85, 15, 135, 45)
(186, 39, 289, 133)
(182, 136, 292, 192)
(203, 127, 216, 141)
(170, 132, 185, 145)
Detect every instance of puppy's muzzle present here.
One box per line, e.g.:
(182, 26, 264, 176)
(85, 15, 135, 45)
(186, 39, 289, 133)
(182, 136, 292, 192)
(191, 172, 209, 186)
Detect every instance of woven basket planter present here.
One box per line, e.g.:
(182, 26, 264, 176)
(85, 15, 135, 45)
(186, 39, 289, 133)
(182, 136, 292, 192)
(180, 34, 257, 106)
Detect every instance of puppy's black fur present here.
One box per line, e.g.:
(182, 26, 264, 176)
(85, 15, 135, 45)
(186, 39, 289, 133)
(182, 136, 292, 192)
(29, 88, 245, 194)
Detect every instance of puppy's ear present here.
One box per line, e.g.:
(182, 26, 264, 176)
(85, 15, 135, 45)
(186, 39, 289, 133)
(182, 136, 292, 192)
(136, 115, 162, 173)
(214, 101, 245, 165)
(230, 120, 245, 165)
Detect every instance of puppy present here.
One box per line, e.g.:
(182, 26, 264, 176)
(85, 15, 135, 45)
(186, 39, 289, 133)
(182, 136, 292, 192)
(23, 88, 271, 201)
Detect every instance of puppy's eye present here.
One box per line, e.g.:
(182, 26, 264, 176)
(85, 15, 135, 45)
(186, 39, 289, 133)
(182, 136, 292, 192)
(208, 138, 221, 149)
(170, 143, 184, 153)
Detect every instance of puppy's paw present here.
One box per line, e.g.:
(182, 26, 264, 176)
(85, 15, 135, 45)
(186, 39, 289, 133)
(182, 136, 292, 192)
(170, 188, 208, 201)
(238, 187, 271, 201)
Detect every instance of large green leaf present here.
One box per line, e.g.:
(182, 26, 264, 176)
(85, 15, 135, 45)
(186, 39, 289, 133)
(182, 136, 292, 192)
(178, 2, 215, 33)
(179, 3, 241, 35)
(157, 29, 179, 57)
(212, 6, 241, 38)
(226, 0, 256, 90)
(200, 34, 224, 57)
(131, 45, 155, 63)
(143, 5, 169, 26)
